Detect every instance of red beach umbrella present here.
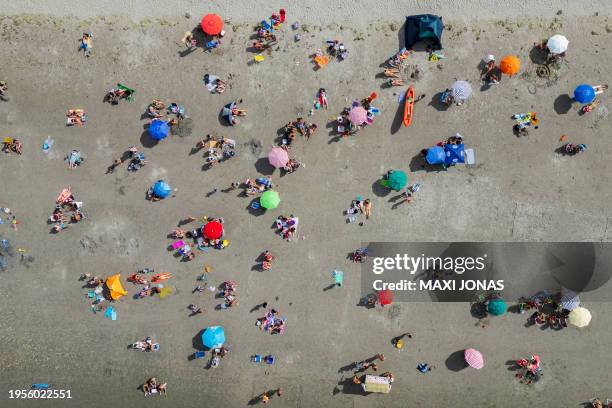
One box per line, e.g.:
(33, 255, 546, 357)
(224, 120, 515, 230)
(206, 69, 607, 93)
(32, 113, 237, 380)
(201, 14, 223, 36)
(378, 289, 393, 305)
(203, 220, 223, 239)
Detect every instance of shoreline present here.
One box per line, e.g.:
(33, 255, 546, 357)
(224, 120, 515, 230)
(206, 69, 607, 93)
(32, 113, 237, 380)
(1, 0, 610, 24)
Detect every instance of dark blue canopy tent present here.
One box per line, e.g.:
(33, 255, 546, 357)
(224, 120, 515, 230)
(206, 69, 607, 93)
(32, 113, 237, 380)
(404, 14, 443, 50)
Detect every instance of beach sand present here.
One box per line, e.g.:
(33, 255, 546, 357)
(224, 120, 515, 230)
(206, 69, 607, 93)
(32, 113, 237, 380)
(1, 3, 612, 407)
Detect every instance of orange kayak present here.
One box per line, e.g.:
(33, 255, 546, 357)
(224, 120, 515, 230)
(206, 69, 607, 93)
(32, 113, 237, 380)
(403, 85, 414, 127)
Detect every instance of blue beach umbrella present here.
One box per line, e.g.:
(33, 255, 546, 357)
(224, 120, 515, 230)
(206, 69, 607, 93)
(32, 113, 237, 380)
(487, 298, 507, 316)
(202, 326, 225, 349)
(148, 119, 169, 141)
(573, 84, 595, 104)
(426, 146, 445, 165)
(444, 143, 465, 165)
(152, 180, 171, 199)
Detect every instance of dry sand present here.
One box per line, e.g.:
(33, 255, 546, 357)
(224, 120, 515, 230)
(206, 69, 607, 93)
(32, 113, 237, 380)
(1, 2, 612, 407)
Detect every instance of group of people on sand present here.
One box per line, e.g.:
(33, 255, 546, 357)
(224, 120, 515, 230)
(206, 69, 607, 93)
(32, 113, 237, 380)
(170, 216, 229, 261)
(107, 146, 147, 174)
(243, 176, 273, 196)
(281, 117, 317, 147)
(142, 377, 167, 397)
(203, 74, 227, 94)
(66, 109, 87, 126)
(218, 280, 239, 309)
(252, 9, 284, 51)
(49, 188, 84, 233)
(256, 309, 286, 335)
(275, 215, 298, 241)
(195, 134, 237, 168)
(345, 196, 372, 224)
(2, 137, 22, 155)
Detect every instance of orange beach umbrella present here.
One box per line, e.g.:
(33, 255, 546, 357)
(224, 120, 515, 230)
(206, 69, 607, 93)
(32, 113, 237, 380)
(106, 274, 127, 300)
(500, 55, 520, 75)
(201, 14, 223, 36)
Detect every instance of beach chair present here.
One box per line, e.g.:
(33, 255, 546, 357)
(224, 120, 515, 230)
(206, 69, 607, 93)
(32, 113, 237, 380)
(194, 351, 206, 359)
(264, 355, 275, 364)
(465, 148, 475, 167)
(251, 354, 262, 363)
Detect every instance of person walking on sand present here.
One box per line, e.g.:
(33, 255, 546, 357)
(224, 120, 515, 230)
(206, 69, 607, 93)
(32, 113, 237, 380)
(363, 199, 372, 219)
(181, 31, 195, 49)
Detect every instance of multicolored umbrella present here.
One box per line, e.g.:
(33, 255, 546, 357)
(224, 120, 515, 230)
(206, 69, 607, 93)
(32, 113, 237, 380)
(203, 220, 223, 240)
(574, 84, 595, 104)
(152, 180, 171, 199)
(201, 14, 223, 36)
(260, 190, 280, 209)
(148, 119, 169, 141)
(202, 326, 225, 349)
(569, 306, 591, 327)
(500, 55, 520, 75)
(381, 170, 408, 191)
(377, 289, 393, 305)
(487, 298, 507, 316)
(268, 147, 289, 168)
(464, 348, 484, 369)
(348, 106, 368, 125)
(450, 80, 472, 101)
(547, 34, 568, 54)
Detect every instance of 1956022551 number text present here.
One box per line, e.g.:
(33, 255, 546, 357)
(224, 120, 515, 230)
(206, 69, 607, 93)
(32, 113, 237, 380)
(8, 389, 72, 399)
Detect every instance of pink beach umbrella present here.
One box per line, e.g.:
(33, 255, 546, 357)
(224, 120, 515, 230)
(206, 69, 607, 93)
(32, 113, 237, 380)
(464, 348, 484, 369)
(268, 147, 289, 168)
(348, 106, 368, 125)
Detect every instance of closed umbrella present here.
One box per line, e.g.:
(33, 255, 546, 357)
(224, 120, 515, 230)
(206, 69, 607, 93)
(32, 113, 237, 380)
(560, 290, 580, 311)
(152, 180, 171, 199)
(105, 274, 127, 300)
(381, 170, 408, 191)
(500, 55, 520, 75)
(574, 84, 595, 104)
(569, 306, 591, 327)
(487, 298, 507, 316)
(268, 147, 289, 168)
(348, 106, 368, 125)
(260, 190, 280, 209)
(464, 348, 484, 369)
(377, 289, 393, 305)
(202, 326, 225, 349)
(201, 14, 223, 36)
(148, 119, 169, 141)
(426, 146, 445, 165)
(450, 80, 472, 101)
(547, 34, 568, 54)
(222, 102, 236, 126)
(203, 221, 223, 240)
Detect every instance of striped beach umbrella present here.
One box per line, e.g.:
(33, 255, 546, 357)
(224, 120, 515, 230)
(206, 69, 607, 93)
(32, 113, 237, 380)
(560, 290, 580, 311)
(450, 80, 472, 101)
(464, 348, 484, 369)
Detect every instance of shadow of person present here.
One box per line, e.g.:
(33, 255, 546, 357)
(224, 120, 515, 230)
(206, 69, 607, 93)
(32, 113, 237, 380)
(445, 350, 469, 372)
(553, 94, 573, 114)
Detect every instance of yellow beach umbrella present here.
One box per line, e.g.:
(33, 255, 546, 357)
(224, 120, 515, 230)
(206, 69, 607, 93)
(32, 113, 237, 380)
(569, 306, 592, 328)
(105, 274, 127, 300)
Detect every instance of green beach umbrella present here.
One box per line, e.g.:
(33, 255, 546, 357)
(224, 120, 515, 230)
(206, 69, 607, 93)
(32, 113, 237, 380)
(381, 170, 408, 191)
(487, 298, 507, 316)
(260, 190, 280, 209)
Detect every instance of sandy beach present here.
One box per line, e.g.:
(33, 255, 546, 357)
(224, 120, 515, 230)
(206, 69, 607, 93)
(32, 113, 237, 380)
(1, 2, 612, 407)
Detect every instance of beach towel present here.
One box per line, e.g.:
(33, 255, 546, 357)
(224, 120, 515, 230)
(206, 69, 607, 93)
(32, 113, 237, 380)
(56, 187, 72, 204)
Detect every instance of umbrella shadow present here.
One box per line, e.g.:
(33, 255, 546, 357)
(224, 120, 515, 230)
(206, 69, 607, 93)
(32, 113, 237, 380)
(246, 201, 266, 217)
(336, 377, 365, 395)
(371, 180, 390, 197)
(445, 350, 469, 372)
(529, 45, 549, 65)
(408, 152, 445, 173)
(429, 92, 450, 112)
(470, 303, 488, 319)
(554, 94, 573, 114)
(397, 19, 406, 50)
(140, 128, 159, 149)
(254, 157, 275, 176)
